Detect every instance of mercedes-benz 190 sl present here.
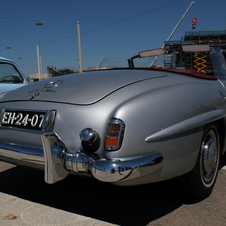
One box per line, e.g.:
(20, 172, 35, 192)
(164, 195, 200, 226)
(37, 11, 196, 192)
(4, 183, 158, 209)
(0, 44, 225, 200)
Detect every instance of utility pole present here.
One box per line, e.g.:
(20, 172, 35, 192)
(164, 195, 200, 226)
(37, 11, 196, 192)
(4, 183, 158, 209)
(77, 21, 83, 73)
(36, 43, 42, 81)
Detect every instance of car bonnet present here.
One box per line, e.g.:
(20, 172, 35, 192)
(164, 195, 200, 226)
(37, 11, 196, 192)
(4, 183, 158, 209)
(0, 84, 27, 94)
(0, 69, 166, 105)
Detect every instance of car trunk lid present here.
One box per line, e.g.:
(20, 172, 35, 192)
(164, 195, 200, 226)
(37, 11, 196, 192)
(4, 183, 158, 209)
(0, 69, 166, 105)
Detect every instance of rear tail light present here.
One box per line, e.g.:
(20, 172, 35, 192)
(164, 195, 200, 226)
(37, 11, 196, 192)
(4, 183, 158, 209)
(104, 119, 125, 151)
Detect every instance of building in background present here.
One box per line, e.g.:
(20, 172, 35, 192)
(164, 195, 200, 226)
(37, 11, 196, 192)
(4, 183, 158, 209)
(165, 30, 226, 51)
(164, 30, 226, 72)
(183, 30, 226, 49)
(29, 72, 49, 83)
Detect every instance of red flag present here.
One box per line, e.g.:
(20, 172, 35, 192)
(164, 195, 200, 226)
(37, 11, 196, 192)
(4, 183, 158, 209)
(192, 18, 197, 25)
(192, 18, 197, 29)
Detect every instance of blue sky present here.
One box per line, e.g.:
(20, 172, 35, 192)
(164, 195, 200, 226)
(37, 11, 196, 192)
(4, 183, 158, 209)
(1, 0, 226, 76)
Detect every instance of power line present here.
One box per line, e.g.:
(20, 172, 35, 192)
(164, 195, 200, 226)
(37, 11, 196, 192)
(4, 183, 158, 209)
(39, 44, 74, 59)
(81, 0, 184, 35)
(40, 0, 184, 44)
(0, 0, 184, 45)
(0, 16, 74, 24)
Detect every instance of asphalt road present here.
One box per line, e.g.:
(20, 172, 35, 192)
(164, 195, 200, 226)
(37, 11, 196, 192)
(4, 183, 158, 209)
(0, 154, 226, 226)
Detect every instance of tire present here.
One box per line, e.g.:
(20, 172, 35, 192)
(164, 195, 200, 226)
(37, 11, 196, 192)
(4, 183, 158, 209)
(189, 123, 220, 201)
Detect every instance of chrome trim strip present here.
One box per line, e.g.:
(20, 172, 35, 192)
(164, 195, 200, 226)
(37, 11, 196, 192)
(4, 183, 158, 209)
(145, 110, 225, 142)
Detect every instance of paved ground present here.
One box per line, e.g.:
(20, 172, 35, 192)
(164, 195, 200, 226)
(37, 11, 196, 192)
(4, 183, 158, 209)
(0, 154, 226, 226)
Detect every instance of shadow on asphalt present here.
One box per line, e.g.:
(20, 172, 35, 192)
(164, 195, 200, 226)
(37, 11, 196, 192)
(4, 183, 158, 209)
(0, 153, 226, 226)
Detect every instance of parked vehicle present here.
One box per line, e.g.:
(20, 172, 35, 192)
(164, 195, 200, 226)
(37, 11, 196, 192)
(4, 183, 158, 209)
(0, 44, 225, 200)
(0, 56, 28, 97)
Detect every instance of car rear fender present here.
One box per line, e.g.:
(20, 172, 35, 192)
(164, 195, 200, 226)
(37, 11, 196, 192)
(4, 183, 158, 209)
(103, 81, 226, 180)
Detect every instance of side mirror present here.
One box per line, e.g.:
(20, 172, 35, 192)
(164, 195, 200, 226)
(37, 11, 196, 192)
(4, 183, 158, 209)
(182, 44, 211, 52)
(139, 49, 165, 58)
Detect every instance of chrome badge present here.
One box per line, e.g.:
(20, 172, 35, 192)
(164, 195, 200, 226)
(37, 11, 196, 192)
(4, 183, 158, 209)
(29, 92, 40, 100)
(44, 80, 63, 88)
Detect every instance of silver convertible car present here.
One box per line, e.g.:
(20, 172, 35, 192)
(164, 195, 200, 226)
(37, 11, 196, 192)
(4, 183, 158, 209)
(0, 44, 225, 200)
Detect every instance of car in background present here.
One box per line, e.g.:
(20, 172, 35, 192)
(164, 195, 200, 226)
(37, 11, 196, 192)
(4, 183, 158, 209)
(0, 44, 225, 201)
(0, 56, 28, 97)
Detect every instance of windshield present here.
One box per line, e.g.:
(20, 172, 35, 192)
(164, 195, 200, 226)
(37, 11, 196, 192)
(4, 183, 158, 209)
(0, 63, 24, 84)
(100, 45, 226, 78)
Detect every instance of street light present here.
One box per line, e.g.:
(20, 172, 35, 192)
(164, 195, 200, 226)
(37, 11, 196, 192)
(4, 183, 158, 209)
(36, 21, 43, 26)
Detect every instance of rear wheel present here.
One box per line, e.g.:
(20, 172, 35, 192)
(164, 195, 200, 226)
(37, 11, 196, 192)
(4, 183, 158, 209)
(189, 123, 220, 200)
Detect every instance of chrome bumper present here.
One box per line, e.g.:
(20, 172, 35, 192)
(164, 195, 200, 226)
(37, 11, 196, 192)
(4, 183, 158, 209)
(0, 130, 163, 184)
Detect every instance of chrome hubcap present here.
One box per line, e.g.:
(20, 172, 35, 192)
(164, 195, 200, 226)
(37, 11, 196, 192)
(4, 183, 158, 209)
(201, 129, 218, 185)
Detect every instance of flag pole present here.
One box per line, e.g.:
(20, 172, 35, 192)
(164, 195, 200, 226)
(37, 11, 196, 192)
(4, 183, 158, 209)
(166, 1, 195, 42)
(150, 1, 195, 67)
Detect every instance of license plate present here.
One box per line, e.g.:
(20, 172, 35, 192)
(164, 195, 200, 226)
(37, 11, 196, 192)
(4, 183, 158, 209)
(1, 110, 45, 131)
